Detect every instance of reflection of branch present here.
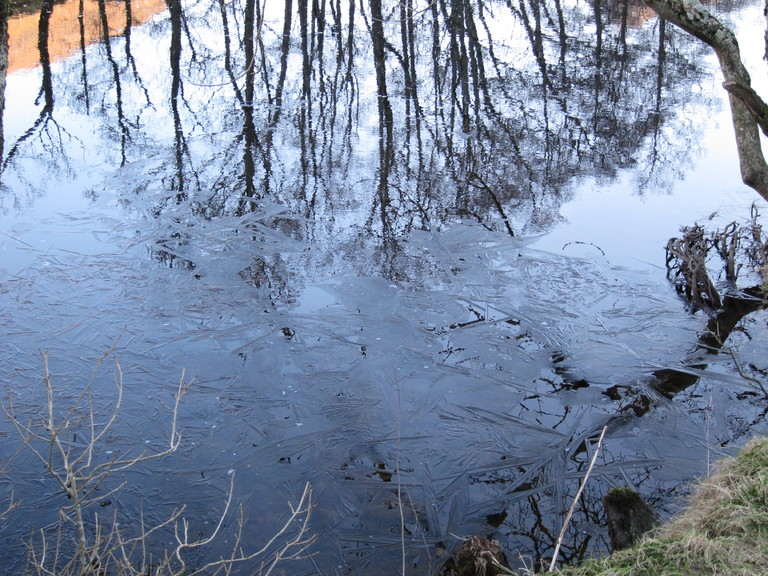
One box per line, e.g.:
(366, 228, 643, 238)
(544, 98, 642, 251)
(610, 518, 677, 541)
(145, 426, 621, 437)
(2, 0, 56, 172)
(645, 0, 768, 201)
(468, 172, 515, 237)
(97, 0, 130, 166)
(123, 0, 152, 106)
(726, 346, 768, 396)
(1, 108, 53, 172)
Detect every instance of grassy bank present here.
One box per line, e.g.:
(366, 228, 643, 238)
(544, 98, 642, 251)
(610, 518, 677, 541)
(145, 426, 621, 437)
(540, 437, 768, 576)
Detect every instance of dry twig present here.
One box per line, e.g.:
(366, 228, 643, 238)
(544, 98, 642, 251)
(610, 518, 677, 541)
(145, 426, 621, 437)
(3, 342, 314, 575)
(548, 426, 607, 572)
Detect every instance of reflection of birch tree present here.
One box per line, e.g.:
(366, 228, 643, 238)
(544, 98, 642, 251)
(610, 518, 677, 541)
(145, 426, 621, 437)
(237, 0, 260, 211)
(369, 0, 394, 226)
(151, 0, 713, 237)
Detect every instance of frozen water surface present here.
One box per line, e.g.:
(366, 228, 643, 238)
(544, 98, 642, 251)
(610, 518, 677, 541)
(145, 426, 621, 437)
(1, 0, 768, 574)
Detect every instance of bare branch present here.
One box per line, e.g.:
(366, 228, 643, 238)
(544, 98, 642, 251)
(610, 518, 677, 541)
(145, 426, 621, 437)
(6, 345, 314, 576)
(645, 0, 768, 200)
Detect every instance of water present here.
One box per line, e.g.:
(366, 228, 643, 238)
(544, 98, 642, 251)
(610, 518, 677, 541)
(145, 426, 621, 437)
(1, 0, 767, 574)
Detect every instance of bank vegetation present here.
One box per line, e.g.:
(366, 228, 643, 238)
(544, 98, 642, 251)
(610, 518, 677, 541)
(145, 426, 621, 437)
(535, 436, 768, 576)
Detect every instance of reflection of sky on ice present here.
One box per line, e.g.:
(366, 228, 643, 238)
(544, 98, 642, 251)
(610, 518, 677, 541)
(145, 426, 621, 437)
(1, 1, 768, 574)
(0, 70, 115, 275)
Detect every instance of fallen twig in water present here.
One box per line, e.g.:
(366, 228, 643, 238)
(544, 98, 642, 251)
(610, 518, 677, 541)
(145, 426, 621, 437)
(548, 426, 607, 572)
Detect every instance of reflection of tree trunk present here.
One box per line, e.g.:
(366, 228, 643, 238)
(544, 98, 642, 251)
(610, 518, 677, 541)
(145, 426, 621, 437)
(327, 0, 356, 170)
(369, 0, 393, 230)
(294, 0, 319, 206)
(78, 0, 90, 113)
(0, 0, 8, 161)
(244, 0, 256, 110)
(262, 0, 293, 194)
(166, 0, 187, 201)
(518, 0, 550, 149)
(2, 0, 55, 171)
(449, 0, 471, 134)
(268, 0, 293, 131)
(592, 0, 603, 133)
(238, 0, 258, 210)
(463, 1, 487, 128)
(298, 0, 312, 190)
(369, 0, 393, 146)
(519, 0, 549, 91)
(399, 0, 413, 124)
(553, 0, 567, 87)
(398, 0, 424, 171)
(344, 0, 356, 86)
(313, 0, 326, 87)
(123, 0, 149, 103)
(399, 0, 421, 130)
(219, 0, 244, 106)
(646, 0, 768, 201)
(39, 0, 55, 110)
(608, 0, 630, 104)
(97, 0, 129, 165)
(430, 1, 447, 149)
(649, 18, 666, 164)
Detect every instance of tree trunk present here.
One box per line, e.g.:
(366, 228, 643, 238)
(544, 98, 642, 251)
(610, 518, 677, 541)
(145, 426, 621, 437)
(646, 0, 768, 201)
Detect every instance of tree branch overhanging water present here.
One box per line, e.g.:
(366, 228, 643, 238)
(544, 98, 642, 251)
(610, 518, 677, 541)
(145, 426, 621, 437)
(646, 0, 768, 201)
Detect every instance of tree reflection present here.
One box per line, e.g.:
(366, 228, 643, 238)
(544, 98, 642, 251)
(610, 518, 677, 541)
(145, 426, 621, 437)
(2, 0, 56, 171)
(77, 0, 90, 112)
(0, 0, 711, 233)
(166, 0, 186, 200)
(0, 0, 8, 160)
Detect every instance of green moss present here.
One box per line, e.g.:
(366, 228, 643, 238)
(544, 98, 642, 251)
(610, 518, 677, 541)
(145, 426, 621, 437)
(604, 487, 644, 507)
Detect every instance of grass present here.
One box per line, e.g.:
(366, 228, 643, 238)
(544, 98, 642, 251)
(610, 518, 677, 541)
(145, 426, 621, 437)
(534, 438, 768, 576)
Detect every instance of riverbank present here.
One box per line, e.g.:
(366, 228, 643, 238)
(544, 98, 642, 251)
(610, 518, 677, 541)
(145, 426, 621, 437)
(540, 437, 768, 576)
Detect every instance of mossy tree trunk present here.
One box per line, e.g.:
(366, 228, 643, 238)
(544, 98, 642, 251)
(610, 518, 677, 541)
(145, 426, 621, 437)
(646, 0, 768, 202)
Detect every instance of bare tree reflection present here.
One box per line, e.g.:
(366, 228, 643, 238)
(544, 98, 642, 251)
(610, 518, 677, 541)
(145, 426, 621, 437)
(237, 0, 261, 211)
(77, 0, 90, 113)
(96, 0, 129, 166)
(2, 0, 57, 171)
(0, 0, 8, 161)
(166, 0, 190, 201)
